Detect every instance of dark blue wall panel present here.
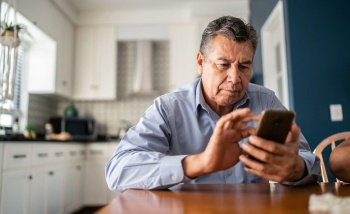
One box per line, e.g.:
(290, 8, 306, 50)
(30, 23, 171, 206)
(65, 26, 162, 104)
(284, 0, 350, 181)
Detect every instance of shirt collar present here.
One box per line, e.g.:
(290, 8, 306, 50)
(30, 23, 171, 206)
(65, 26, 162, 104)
(195, 78, 252, 116)
(195, 78, 206, 117)
(233, 90, 251, 110)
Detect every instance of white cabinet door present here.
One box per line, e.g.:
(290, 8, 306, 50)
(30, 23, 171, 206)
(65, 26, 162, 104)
(0, 144, 3, 196)
(73, 26, 95, 100)
(64, 144, 85, 213)
(73, 26, 116, 100)
(30, 165, 64, 214)
(93, 26, 116, 99)
(83, 143, 110, 205)
(1, 143, 31, 214)
(64, 161, 83, 214)
(47, 165, 64, 214)
(1, 168, 31, 214)
(30, 143, 65, 214)
(30, 166, 48, 214)
(55, 15, 74, 98)
(84, 161, 109, 205)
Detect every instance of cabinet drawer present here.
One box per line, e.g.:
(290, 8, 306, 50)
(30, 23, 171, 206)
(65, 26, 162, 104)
(31, 143, 53, 166)
(3, 143, 31, 169)
(50, 143, 66, 163)
(65, 144, 85, 162)
(85, 143, 109, 161)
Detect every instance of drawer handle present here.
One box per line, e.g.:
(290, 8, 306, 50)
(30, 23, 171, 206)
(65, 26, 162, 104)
(37, 153, 48, 158)
(76, 165, 81, 170)
(28, 175, 32, 180)
(70, 151, 77, 156)
(90, 150, 103, 155)
(49, 171, 54, 176)
(55, 152, 64, 157)
(13, 154, 27, 159)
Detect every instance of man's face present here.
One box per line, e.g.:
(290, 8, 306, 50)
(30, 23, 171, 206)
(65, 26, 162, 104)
(197, 35, 254, 114)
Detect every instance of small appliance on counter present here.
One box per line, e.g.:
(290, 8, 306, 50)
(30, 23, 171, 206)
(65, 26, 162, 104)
(49, 116, 96, 141)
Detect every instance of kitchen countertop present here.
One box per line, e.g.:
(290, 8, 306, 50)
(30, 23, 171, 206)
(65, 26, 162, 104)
(0, 134, 120, 143)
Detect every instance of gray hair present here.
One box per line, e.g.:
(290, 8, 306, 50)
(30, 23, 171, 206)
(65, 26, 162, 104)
(199, 16, 258, 59)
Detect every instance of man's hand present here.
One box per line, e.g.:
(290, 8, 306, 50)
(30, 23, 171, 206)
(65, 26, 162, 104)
(239, 123, 306, 183)
(182, 108, 258, 178)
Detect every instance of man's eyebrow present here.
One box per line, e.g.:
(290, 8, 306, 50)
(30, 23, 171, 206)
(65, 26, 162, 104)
(216, 58, 252, 65)
(216, 57, 230, 62)
(240, 60, 252, 65)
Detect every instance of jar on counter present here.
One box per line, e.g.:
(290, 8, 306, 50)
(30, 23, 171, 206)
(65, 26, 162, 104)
(12, 117, 20, 134)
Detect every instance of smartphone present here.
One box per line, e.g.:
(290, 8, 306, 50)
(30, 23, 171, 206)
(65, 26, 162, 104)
(256, 109, 296, 144)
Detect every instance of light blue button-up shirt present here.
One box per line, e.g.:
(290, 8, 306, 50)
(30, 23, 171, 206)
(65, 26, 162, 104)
(106, 78, 320, 192)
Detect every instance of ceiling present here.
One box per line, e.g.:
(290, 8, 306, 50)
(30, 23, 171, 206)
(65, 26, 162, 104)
(66, 0, 245, 12)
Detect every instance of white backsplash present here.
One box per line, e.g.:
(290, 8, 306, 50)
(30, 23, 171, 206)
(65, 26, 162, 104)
(57, 97, 155, 136)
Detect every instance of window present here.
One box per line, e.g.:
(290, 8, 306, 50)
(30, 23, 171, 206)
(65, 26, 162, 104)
(13, 44, 24, 110)
(0, 2, 26, 129)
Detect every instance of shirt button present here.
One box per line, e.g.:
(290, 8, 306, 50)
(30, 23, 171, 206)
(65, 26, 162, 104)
(227, 171, 232, 176)
(171, 175, 177, 181)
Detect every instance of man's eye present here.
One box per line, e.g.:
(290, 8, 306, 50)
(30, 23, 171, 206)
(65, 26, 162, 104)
(239, 65, 248, 70)
(217, 64, 229, 69)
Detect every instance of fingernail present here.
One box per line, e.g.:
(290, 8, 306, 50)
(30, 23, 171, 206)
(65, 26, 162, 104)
(249, 135, 256, 142)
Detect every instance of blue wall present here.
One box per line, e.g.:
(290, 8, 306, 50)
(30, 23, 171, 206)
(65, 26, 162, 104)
(284, 0, 350, 181)
(251, 0, 350, 181)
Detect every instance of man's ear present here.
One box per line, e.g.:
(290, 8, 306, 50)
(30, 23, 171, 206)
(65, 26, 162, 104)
(196, 52, 204, 75)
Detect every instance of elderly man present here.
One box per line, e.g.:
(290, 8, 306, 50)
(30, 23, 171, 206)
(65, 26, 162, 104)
(106, 16, 320, 192)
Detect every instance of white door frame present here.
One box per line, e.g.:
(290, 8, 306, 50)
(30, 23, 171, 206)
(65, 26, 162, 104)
(261, 0, 290, 109)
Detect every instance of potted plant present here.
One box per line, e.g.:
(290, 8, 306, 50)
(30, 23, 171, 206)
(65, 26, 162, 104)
(23, 124, 36, 139)
(0, 21, 30, 47)
(0, 21, 27, 38)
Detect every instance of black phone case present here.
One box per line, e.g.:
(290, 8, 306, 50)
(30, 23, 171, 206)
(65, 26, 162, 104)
(256, 110, 295, 144)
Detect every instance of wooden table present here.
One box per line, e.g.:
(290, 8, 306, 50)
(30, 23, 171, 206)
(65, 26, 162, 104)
(96, 183, 350, 214)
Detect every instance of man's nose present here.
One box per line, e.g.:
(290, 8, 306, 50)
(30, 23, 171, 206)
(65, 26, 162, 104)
(226, 66, 241, 83)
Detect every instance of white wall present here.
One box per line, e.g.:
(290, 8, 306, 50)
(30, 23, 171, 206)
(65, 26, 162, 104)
(16, 0, 75, 97)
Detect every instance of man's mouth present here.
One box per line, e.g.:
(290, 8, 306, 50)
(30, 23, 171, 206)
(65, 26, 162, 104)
(222, 89, 240, 95)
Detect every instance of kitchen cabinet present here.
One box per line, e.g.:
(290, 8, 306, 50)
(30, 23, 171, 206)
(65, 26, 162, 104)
(73, 26, 117, 100)
(55, 16, 74, 97)
(29, 143, 65, 214)
(1, 143, 70, 214)
(1, 168, 31, 214)
(0, 144, 3, 199)
(63, 144, 85, 214)
(30, 165, 64, 214)
(0, 143, 31, 214)
(0, 142, 118, 213)
(84, 142, 119, 205)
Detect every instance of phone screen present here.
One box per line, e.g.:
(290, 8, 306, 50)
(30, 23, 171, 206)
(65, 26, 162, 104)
(256, 109, 295, 144)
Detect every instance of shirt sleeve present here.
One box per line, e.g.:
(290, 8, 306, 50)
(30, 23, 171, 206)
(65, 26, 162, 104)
(105, 99, 188, 192)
